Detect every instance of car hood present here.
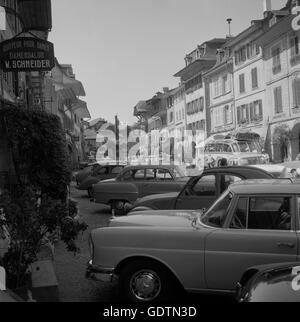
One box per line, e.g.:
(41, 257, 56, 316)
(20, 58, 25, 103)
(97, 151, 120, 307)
(109, 210, 202, 228)
(135, 192, 179, 204)
(101, 178, 116, 183)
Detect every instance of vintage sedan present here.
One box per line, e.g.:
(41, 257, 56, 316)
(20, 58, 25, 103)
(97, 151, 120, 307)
(92, 165, 189, 215)
(77, 164, 126, 197)
(129, 166, 273, 213)
(75, 162, 102, 185)
(87, 179, 300, 302)
(237, 262, 300, 302)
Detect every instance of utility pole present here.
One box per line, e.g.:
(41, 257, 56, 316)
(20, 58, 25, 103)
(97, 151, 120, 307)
(115, 115, 119, 163)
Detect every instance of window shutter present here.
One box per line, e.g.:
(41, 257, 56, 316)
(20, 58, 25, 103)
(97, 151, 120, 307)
(237, 106, 241, 124)
(250, 102, 254, 121)
(258, 100, 263, 118)
(245, 105, 250, 123)
(274, 87, 278, 113)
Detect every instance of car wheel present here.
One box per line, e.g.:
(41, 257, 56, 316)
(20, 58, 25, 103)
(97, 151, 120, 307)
(119, 261, 173, 302)
(111, 200, 126, 216)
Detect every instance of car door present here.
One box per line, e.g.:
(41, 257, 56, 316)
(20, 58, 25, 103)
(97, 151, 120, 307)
(205, 195, 298, 291)
(175, 174, 217, 210)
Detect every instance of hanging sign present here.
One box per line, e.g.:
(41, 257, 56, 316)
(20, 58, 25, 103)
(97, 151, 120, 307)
(0, 37, 55, 72)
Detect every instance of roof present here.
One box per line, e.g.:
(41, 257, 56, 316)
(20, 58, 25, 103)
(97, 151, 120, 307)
(174, 59, 216, 81)
(122, 165, 178, 171)
(229, 179, 297, 194)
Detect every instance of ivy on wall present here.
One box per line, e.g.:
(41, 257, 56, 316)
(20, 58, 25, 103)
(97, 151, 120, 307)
(0, 106, 71, 200)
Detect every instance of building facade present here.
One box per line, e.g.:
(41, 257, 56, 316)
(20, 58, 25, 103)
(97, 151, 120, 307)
(256, 0, 300, 162)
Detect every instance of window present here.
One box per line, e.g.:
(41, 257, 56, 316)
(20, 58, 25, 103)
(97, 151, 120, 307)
(192, 175, 216, 196)
(272, 46, 281, 74)
(239, 74, 245, 93)
(200, 97, 204, 111)
(156, 169, 172, 180)
(251, 68, 258, 89)
(201, 191, 233, 228)
(237, 105, 249, 124)
(224, 105, 233, 124)
(274, 86, 283, 114)
(230, 197, 292, 231)
(248, 197, 292, 230)
(95, 167, 109, 175)
(230, 197, 248, 229)
(222, 75, 228, 94)
(145, 169, 156, 180)
(111, 166, 123, 174)
(220, 175, 242, 194)
(291, 35, 299, 57)
(133, 170, 145, 180)
(292, 78, 300, 108)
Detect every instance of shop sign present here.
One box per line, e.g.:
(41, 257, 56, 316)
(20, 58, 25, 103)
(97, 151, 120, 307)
(0, 37, 55, 72)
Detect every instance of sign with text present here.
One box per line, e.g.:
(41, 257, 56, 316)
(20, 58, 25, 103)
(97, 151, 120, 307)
(0, 37, 55, 72)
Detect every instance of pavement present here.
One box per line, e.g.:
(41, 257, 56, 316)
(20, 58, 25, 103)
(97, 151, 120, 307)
(54, 183, 119, 302)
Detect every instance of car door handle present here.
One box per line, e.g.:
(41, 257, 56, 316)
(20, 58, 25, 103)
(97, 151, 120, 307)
(277, 242, 295, 249)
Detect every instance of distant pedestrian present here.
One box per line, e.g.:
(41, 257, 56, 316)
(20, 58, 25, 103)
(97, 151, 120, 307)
(291, 169, 298, 178)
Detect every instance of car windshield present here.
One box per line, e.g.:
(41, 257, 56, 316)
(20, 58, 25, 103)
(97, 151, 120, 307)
(233, 141, 262, 153)
(200, 191, 233, 228)
(173, 166, 187, 178)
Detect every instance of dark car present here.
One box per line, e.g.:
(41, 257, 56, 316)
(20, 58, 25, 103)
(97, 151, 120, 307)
(77, 164, 126, 197)
(129, 166, 274, 213)
(92, 165, 189, 215)
(75, 162, 102, 185)
(237, 262, 300, 302)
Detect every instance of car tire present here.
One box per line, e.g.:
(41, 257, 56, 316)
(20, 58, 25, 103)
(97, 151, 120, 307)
(119, 260, 174, 303)
(111, 200, 126, 216)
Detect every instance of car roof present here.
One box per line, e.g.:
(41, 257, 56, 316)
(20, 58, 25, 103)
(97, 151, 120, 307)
(122, 165, 177, 171)
(229, 179, 298, 194)
(203, 166, 273, 178)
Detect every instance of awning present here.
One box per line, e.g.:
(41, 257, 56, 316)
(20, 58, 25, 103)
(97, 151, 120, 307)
(56, 87, 77, 101)
(71, 99, 91, 119)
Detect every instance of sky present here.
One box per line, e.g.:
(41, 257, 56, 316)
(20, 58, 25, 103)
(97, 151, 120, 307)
(49, 0, 287, 125)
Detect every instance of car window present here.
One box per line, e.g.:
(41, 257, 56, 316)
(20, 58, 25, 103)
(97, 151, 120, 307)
(111, 166, 124, 174)
(96, 167, 108, 175)
(133, 170, 145, 180)
(220, 175, 243, 194)
(230, 197, 292, 231)
(223, 144, 233, 153)
(192, 175, 216, 196)
(122, 170, 134, 181)
(201, 191, 233, 228)
(230, 197, 248, 229)
(156, 169, 173, 181)
(145, 169, 156, 180)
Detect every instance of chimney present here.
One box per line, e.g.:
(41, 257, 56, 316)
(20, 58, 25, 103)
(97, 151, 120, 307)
(263, 0, 272, 17)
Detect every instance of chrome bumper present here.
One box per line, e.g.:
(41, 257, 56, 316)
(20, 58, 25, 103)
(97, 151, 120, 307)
(85, 260, 115, 283)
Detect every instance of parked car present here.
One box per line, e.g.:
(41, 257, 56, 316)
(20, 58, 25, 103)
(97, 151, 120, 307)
(91, 165, 189, 215)
(129, 166, 273, 213)
(87, 179, 300, 302)
(250, 164, 291, 178)
(237, 262, 300, 302)
(77, 164, 126, 197)
(201, 138, 269, 168)
(75, 162, 102, 185)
